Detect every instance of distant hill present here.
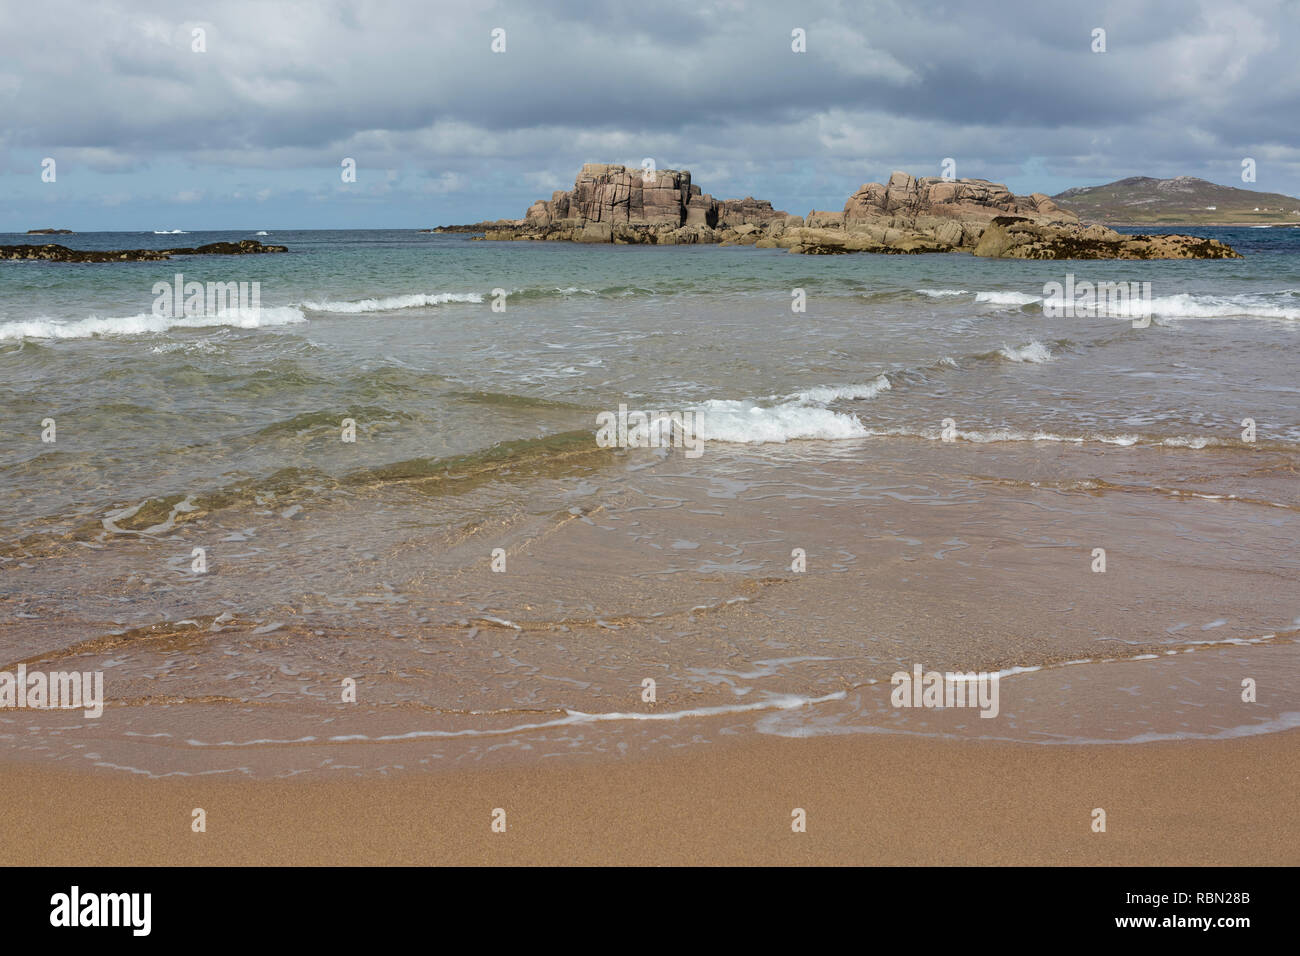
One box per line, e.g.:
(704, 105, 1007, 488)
(1052, 176, 1300, 225)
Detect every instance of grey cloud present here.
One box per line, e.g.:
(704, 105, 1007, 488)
(1, 0, 1296, 221)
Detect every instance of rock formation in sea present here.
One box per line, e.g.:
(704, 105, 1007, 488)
(445, 165, 1241, 259)
(429, 164, 786, 244)
(802, 172, 1072, 251)
(971, 216, 1242, 259)
(778, 172, 1239, 258)
(485, 163, 787, 244)
(0, 239, 288, 263)
(26, 228, 75, 235)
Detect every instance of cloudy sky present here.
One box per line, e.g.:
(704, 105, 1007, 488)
(2, 0, 1297, 231)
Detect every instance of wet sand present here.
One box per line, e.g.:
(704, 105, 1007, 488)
(3, 438, 1299, 781)
(3, 729, 1296, 866)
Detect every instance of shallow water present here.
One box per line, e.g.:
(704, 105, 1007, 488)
(1, 228, 1297, 776)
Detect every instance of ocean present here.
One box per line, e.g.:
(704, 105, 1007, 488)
(1, 227, 1297, 776)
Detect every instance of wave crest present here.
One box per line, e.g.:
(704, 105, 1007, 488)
(0, 306, 307, 341)
(300, 292, 483, 313)
(995, 341, 1053, 363)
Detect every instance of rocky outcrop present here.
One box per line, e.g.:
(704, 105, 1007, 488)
(443, 165, 1241, 258)
(846, 173, 1067, 223)
(26, 228, 74, 235)
(715, 197, 785, 228)
(973, 217, 1242, 259)
(772, 172, 1238, 257)
(472, 164, 787, 244)
(765, 172, 1076, 254)
(0, 239, 288, 263)
(805, 210, 844, 229)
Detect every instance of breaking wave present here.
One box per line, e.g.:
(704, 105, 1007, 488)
(976, 291, 1041, 306)
(994, 340, 1054, 363)
(689, 400, 870, 443)
(671, 374, 894, 444)
(923, 287, 1300, 321)
(0, 306, 307, 341)
(300, 292, 483, 313)
(1104, 292, 1300, 321)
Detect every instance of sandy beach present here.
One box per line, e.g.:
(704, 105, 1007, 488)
(3, 730, 1296, 866)
(5, 2, 1300, 883)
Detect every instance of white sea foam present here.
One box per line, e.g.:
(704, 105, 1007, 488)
(919, 289, 1042, 306)
(912, 289, 1282, 318)
(153, 229, 187, 235)
(784, 374, 893, 404)
(862, 426, 1145, 445)
(756, 707, 1300, 745)
(0, 306, 307, 341)
(870, 426, 1247, 447)
(1100, 292, 1300, 321)
(176, 691, 848, 746)
(691, 399, 869, 443)
(975, 290, 1041, 306)
(300, 292, 483, 313)
(103, 496, 198, 536)
(685, 374, 895, 444)
(952, 428, 1136, 445)
(148, 340, 223, 355)
(996, 340, 1053, 363)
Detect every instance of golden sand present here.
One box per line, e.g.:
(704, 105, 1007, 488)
(3, 730, 1295, 866)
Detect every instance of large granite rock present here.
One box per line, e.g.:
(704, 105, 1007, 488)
(818, 171, 1076, 251)
(478, 164, 786, 243)
(715, 197, 785, 228)
(842, 172, 1068, 225)
(775, 171, 1237, 258)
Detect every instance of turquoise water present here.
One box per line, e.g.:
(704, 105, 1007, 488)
(3, 228, 1298, 535)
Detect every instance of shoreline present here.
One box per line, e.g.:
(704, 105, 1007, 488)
(3, 730, 1296, 866)
(1096, 221, 1300, 228)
